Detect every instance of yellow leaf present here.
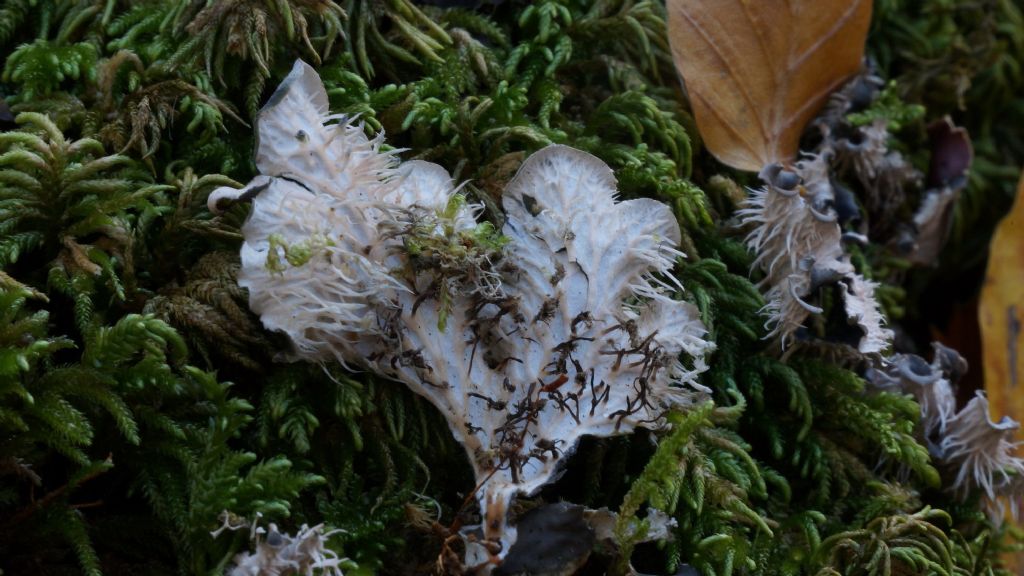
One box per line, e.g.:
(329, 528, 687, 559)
(980, 174, 1024, 438)
(980, 173, 1024, 564)
(666, 0, 873, 171)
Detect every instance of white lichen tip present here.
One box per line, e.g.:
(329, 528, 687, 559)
(867, 352, 956, 442)
(215, 512, 348, 576)
(941, 391, 1024, 521)
(221, 60, 714, 568)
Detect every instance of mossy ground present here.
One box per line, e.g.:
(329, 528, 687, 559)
(0, 0, 1022, 574)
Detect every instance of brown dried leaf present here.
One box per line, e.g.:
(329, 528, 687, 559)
(666, 0, 873, 171)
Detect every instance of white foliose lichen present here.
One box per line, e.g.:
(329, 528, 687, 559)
(211, 60, 714, 568)
(737, 158, 892, 353)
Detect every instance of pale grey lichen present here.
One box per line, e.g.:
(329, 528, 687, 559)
(867, 344, 1024, 523)
(738, 157, 892, 354)
(941, 392, 1024, 522)
(835, 118, 920, 204)
(213, 512, 348, 576)
(866, 345, 957, 444)
(211, 60, 714, 569)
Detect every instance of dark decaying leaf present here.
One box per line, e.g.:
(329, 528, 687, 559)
(0, 98, 15, 131)
(495, 502, 595, 576)
(908, 117, 974, 264)
(927, 116, 973, 188)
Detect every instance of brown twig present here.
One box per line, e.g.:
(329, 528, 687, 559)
(3, 454, 112, 529)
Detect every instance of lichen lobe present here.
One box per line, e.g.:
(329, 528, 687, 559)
(214, 60, 714, 567)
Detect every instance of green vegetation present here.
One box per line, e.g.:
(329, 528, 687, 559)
(1, 0, 1021, 574)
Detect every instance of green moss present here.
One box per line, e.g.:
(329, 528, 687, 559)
(266, 232, 336, 272)
(846, 81, 926, 132)
(0, 0, 1020, 574)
